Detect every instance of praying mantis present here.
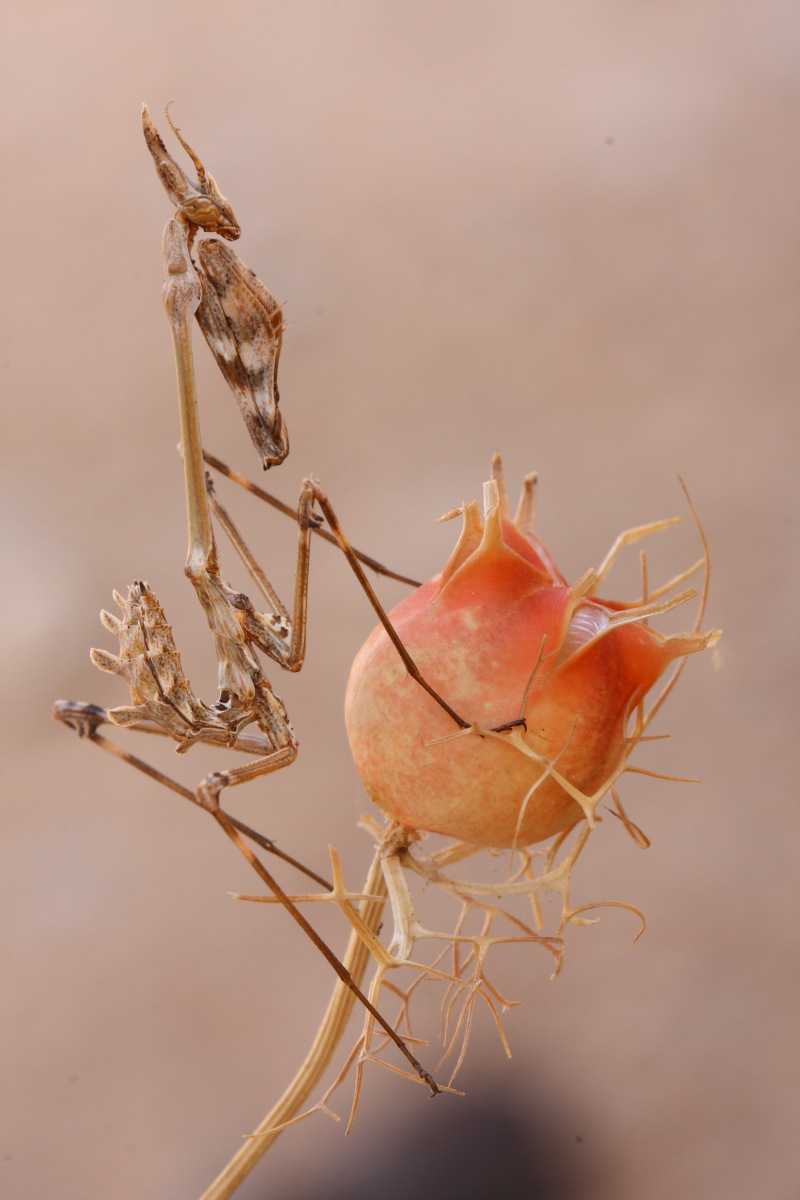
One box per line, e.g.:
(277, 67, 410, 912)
(53, 106, 719, 1200)
(53, 106, 453, 1096)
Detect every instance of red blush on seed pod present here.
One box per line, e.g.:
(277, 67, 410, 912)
(345, 457, 719, 849)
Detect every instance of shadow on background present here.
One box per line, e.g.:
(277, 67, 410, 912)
(294, 1080, 598, 1200)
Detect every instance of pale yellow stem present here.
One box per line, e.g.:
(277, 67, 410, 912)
(199, 850, 387, 1200)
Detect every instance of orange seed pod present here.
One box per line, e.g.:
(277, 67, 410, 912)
(345, 459, 719, 849)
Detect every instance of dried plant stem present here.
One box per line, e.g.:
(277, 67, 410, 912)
(199, 850, 387, 1200)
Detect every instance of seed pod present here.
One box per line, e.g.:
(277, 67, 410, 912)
(345, 461, 719, 849)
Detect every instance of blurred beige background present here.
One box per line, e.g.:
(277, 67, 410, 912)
(2, 3, 798, 1198)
